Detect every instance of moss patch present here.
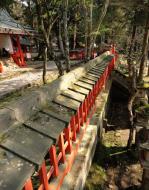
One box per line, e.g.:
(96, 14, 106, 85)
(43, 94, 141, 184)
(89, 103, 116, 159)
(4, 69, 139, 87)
(84, 129, 141, 190)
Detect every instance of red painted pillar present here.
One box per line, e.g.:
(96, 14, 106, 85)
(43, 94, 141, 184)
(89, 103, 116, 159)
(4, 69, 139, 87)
(64, 126, 72, 153)
(76, 109, 81, 132)
(16, 35, 26, 67)
(71, 116, 76, 141)
(82, 99, 87, 124)
(0, 62, 3, 73)
(39, 161, 49, 190)
(58, 133, 66, 163)
(23, 179, 33, 190)
(49, 145, 59, 177)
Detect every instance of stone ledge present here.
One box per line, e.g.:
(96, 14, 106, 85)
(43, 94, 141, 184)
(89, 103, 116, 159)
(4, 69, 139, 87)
(0, 52, 109, 129)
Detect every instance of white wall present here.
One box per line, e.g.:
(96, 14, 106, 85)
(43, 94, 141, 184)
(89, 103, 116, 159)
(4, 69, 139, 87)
(0, 34, 14, 53)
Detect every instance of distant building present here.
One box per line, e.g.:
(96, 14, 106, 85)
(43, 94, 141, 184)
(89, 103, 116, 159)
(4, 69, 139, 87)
(0, 9, 35, 67)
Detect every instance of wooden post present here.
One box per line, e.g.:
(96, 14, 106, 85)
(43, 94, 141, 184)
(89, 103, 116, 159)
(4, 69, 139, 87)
(23, 179, 33, 190)
(76, 110, 80, 132)
(39, 161, 49, 190)
(58, 133, 66, 163)
(49, 145, 59, 177)
(64, 126, 72, 153)
(71, 116, 76, 141)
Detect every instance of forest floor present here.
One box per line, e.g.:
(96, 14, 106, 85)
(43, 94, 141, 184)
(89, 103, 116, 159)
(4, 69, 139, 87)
(84, 102, 143, 190)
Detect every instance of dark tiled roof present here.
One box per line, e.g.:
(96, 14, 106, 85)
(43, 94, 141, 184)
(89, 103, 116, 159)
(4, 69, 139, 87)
(0, 9, 35, 35)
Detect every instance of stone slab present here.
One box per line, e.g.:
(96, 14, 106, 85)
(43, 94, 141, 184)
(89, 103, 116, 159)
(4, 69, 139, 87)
(1, 125, 53, 166)
(82, 76, 98, 82)
(61, 89, 85, 103)
(41, 109, 70, 124)
(0, 148, 34, 190)
(0, 108, 17, 136)
(46, 102, 75, 117)
(74, 81, 93, 90)
(88, 70, 104, 76)
(87, 71, 101, 77)
(90, 67, 105, 73)
(5, 92, 42, 122)
(86, 73, 99, 79)
(24, 111, 66, 140)
(93, 63, 108, 68)
(79, 78, 96, 85)
(69, 84, 89, 95)
(54, 95, 80, 111)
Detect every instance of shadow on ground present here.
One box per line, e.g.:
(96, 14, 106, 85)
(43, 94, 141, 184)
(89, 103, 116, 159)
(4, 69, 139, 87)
(84, 136, 142, 190)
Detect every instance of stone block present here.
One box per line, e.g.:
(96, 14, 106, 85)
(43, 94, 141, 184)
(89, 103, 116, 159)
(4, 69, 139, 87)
(5, 91, 43, 122)
(0, 108, 17, 136)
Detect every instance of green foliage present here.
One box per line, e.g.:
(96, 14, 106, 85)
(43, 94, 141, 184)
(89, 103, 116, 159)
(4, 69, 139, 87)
(136, 104, 149, 116)
(0, 0, 14, 8)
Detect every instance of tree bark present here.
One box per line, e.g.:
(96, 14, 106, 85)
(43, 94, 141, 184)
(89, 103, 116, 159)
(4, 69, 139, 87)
(63, 0, 70, 72)
(34, 0, 61, 81)
(83, 0, 88, 60)
(43, 46, 47, 84)
(58, 20, 65, 58)
(127, 25, 137, 78)
(26, 0, 34, 28)
(138, 10, 149, 82)
(90, 0, 110, 51)
(127, 65, 138, 148)
(127, 91, 137, 148)
(148, 64, 149, 76)
(73, 22, 77, 49)
(87, 0, 93, 60)
(49, 39, 64, 76)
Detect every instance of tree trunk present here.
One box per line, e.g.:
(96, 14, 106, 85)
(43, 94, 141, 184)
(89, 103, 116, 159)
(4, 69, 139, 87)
(58, 20, 65, 58)
(73, 22, 77, 49)
(87, 0, 93, 60)
(63, 0, 70, 72)
(148, 64, 149, 76)
(49, 39, 64, 76)
(127, 25, 137, 78)
(43, 46, 47, 84)
(127, 65, 138, 148)
(83, 0, 88, 60)
(27, 0, 34, 28)
(138, 11, 149, 82)
(90, 0, 110, 51)
(127, 92, 137, 148)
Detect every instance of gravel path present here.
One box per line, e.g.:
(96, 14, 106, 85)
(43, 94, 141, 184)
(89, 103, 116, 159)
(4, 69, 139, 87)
(0, 60, 83, 100)
(0, 61, 58, 100)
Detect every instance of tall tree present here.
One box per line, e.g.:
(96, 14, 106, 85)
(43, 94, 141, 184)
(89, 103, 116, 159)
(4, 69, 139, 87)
(0, 0, 14, 8)
(63, 0, 70, 72)
(90, 0, 110, 56)
(33, 0, 64, 83)
(138, 9, 149, 82)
